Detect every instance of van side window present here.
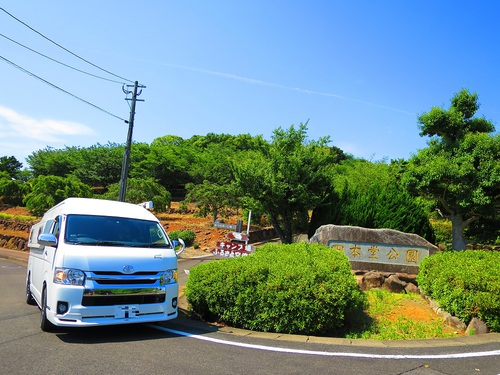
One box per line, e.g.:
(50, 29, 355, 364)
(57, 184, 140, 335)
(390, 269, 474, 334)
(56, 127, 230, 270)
(51, 216, 61, 239)
(29, 227, 36, 243)
(43, 220, 54, 233)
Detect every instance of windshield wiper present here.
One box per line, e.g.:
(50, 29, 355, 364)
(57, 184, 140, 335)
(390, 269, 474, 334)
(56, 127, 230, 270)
(130, 243, 172, 248)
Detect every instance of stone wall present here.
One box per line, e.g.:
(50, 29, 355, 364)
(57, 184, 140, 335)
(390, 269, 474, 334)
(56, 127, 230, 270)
(248, 228, 278, 244)
(0, 219, 32, 251)
(0, 234, 28, 251)
(0, 219, 32, 234)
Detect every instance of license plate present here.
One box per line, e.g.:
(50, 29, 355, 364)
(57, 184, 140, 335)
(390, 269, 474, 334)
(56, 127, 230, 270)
(114, 305, 139, 319)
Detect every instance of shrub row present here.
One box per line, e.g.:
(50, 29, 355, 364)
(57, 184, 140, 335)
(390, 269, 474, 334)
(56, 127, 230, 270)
(417, 250, 500, 331)
(429, 219, 452, 246)
(185, 242, 365, 335)
(168, 229, 196, 247)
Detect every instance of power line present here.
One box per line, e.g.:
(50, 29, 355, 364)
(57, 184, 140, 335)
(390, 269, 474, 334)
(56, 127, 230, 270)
(0, 7, 136, 84)
(0, 55, 128, 123)
(0, 33, 126, 84)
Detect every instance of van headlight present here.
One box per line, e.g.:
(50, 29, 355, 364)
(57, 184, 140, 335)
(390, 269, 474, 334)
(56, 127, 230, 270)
(160, 269, 178, 285)
(54, 268, 85, 286)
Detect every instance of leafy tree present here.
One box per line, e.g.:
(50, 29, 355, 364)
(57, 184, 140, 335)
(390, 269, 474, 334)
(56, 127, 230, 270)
(233, 123, 336, 244)
(403, 89, 499, 250)
(0, 156, 23, 178)
(185, 180, 240, 222)
(26, 147, 76, 177)
(188, 144, 234, 185)
(150, 135, 185, 147)
(418, 89, 494, 146)
(0, 172, 26, 205)
(100, 177, 172, 212)
(131, 140, 193, 199)
(23, 175, 93, 216)
(71, 143, 124, 187)
(332, 158, 390, 194)
(187, 133, 268, 186)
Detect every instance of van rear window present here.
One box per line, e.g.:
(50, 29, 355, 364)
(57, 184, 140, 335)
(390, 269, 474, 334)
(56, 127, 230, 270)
(64, 214, 173, 248)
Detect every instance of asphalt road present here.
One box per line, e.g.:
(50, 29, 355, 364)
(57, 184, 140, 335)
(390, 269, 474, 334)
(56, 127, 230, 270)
(0, 256, 499, 375)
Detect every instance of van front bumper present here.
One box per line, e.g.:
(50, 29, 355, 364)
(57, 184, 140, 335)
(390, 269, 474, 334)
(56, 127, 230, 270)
(46, 283, 178, 327)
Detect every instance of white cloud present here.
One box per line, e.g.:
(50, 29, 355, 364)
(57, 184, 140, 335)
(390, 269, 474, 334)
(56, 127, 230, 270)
(0, 105, 97, 163)
(0, 105, 95, 142)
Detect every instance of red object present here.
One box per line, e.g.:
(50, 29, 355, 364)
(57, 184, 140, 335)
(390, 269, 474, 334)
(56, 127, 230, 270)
(226, 232, 249, 241)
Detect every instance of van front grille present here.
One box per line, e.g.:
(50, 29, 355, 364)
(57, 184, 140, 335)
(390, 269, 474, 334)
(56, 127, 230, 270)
(82, 294, 165, 306)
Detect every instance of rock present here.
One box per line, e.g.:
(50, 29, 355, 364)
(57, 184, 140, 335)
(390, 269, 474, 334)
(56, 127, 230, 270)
(395, 273, 418, 284)
(362, 271, 385, 289)
(445, 315, 467, 331)
(310, 224, 438, 252)
(354, 275, 364, 290)
(404, 282, 420, 294)
(382, 274, 407, 293)
(465, 317, 490, 335)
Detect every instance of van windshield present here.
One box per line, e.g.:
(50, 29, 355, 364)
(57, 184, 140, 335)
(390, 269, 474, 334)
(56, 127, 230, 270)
(64, 214, 173, 248)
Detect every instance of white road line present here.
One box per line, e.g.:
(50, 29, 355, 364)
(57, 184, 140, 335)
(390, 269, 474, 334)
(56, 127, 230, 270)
(150, 325, 500, 360)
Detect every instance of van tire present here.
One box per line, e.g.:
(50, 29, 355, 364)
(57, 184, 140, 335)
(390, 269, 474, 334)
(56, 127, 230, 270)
(25, 275, 36, 306)
(40, 286, 55, 332)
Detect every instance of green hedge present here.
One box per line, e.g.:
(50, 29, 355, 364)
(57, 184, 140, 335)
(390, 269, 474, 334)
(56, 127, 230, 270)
(168, 229, 196, 247)
(185, 242, 365, 335)
(417, 250, 500, 331)
(429, 219, 452, 246)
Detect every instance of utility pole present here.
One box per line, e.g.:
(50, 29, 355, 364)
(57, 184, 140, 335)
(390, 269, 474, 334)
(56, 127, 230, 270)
(118, 81, 145, 202)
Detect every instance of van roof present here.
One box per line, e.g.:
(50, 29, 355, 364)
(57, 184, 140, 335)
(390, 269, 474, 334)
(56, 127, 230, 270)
(43, 198, 158, 221)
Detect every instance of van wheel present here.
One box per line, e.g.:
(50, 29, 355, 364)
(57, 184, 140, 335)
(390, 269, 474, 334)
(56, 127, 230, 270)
(25, 275, 36, 305)
(40, 287, 55, 332)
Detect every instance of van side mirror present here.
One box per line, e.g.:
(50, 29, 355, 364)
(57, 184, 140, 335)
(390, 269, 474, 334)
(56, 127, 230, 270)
(175, 238, 185, 257)
(38, 233, 58, 247)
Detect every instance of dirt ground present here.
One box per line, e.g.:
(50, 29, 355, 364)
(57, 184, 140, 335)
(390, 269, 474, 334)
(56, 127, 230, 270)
(157, 202, 239, 257)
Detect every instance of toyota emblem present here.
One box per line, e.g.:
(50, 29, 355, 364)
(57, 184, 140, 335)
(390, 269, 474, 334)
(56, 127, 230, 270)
(122, 265, 134, 274)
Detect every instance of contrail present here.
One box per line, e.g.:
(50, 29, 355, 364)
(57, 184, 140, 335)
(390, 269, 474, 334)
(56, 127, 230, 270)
(146, 61, 415, 116)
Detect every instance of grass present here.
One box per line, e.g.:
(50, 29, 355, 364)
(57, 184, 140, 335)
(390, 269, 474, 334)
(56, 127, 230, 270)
(184, 288, 461, 340)
(342, 289, 458, 340)
(0, 212, 37, 221)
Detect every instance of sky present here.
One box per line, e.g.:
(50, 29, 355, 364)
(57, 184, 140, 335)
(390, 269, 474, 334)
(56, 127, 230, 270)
(1, 1, 499, 167)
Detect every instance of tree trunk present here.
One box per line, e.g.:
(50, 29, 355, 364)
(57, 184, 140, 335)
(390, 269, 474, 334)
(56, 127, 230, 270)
(283, 217, 293, 244)
(269, 214, 286, 244)
(449, 214, 467, 250)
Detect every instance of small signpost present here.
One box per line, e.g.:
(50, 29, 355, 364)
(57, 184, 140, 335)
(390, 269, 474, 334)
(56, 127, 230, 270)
(211, 215, 252, 258)
(213, 220, 243, 232)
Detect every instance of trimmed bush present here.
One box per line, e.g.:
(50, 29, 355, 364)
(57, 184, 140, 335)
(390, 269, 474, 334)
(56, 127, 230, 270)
(429, 219, 452, 246)
(169, 229, 196, 247)
(417, 250, 500, 331)
(185, 242, 365, 335)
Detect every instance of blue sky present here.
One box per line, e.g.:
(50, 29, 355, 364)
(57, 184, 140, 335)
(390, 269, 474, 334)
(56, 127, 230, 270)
(1, 1, 499, 166)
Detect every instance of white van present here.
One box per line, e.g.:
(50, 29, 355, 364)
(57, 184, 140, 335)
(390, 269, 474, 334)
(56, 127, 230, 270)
(26, 198, 183, 331)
